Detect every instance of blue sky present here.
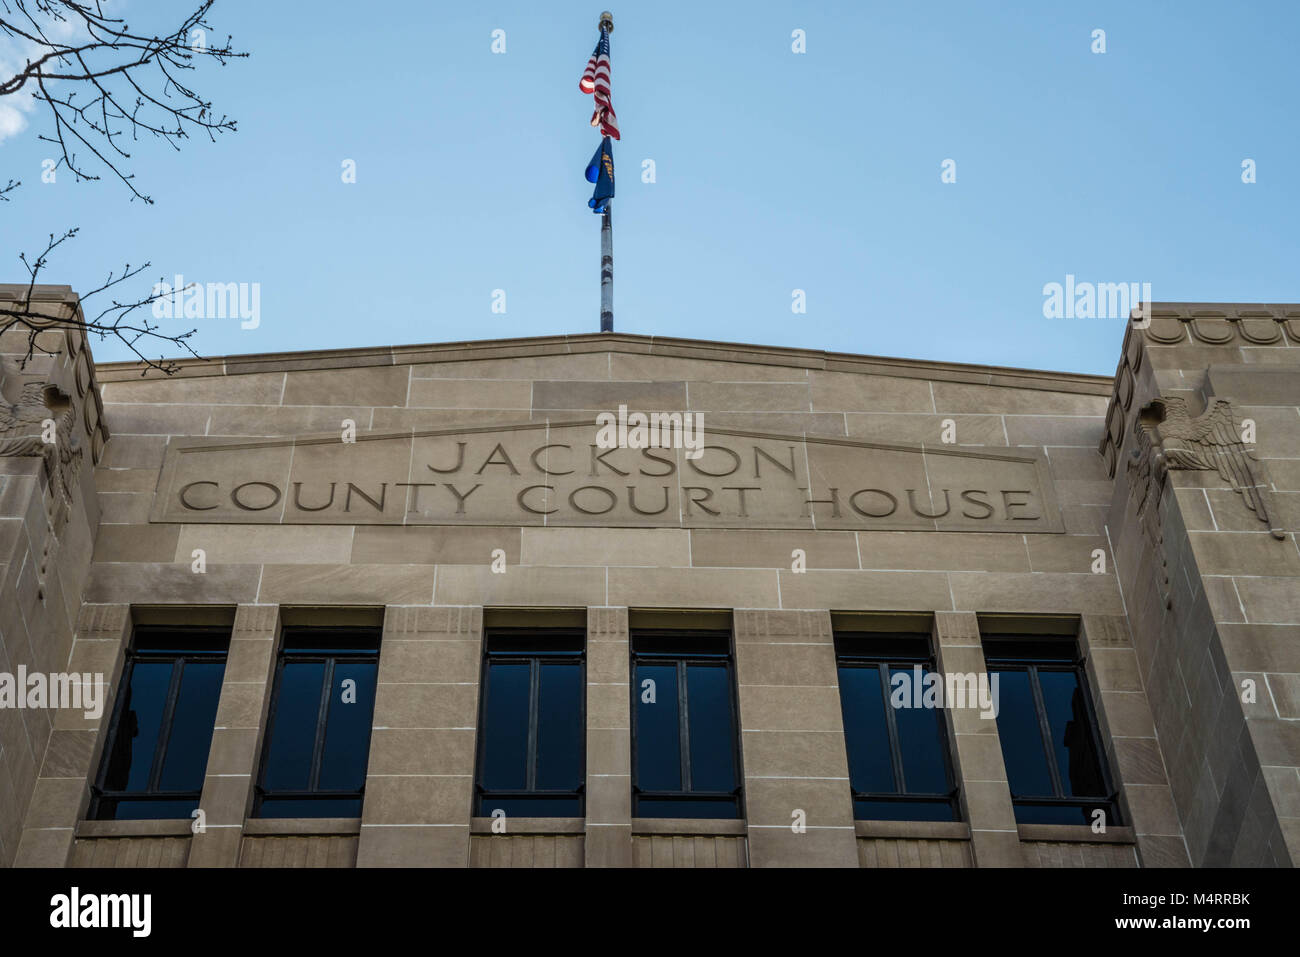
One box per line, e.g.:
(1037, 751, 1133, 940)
(3, 0, 1298, 375)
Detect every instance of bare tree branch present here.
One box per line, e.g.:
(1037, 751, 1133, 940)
(1, 2, 246, 374)
(2, 227, 202, 375)
(1, 0, 247, 203)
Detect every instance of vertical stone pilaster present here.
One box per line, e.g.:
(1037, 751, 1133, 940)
(357, 605, 482, 867)
(932, 612, 1026, 867)
(584, 606, 631, 867)
(1102, 314, 1300, 866)
(14, 603, 130, 867)
(734, 609, 857, 867)
(1079, 614, 1190, 866)
(188, 603, 279, 867)
(2, 307, 108, 868)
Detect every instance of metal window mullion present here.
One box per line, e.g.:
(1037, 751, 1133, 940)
(628, 658, 638, 811)
(1072, 661, 1118, 804)
(473, 655, 497, 814)
(252, 658, 285, 812)
(147, 657, 186, 793)
(93, 656, 136, 800)
(878, 663, 907, 795)
(526, 658, 541, 792)
(677, 660, 691, 793)
(308, 657, 335, 792)
(932, 658, 960, 812)
(1027, 665, 1065, 797)
(578, 654, 587, 812)
(727, 657, 741, 807)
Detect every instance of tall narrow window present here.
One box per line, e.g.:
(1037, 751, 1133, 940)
(474, 630, 585, 817)
(835, 633, 958, 821)
(983, 635, 1119, 827)
(91, 627, 230, 820)
(255, 628, 380, 818)
(631, 632, 741, 819)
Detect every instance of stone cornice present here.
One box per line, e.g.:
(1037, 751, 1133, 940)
(91, 330, 1115, 395)
(1140, 302, 1300, 347)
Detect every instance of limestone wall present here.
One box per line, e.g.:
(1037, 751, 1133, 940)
(7, 312, 1295, 866)
(0, 285, 109, 867)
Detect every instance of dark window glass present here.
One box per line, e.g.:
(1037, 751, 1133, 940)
(634, 663, 680, 792)
(107, 662, 170, 795)
(836, 665, 893, 792)
(318, 660, 379, 791)
(631, 631, 741, 819)
(835, 633, 958, 822)
(993, 669, 1054, 796)
(91, 628, 230, 821)
(984, 635, 1118, 827)
(262, 660, 325, 792)
(158, 661, 226, 791)
(480, 662, 530, 791)
(1038, 670, 1107, 799)
(535, 661, 583, 791)
(686, 665, 736, 793)
(893, 667, 951, 795)
(475, 630, 584, 817)
(255, 629, 380, 818)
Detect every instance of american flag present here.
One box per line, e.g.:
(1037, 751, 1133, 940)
(579, 28, 619, 140)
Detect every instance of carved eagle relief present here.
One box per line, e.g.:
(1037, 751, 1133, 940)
(1128, 396, 1285, 608)
(0, 381, 57, 437)
(0, 378, 85, 597)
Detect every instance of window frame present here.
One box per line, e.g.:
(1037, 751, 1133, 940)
(629, 629, 744, 819)
(983, 636, 1121, 826)
(473, 627, 587, 817)
(252, 626, 382, 818)
(834, 632, 960, 821)
(89, 625, 231, 820)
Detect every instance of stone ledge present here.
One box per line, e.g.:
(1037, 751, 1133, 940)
(470, 817, 585, 835)
(75, 818, 194, 838)
(632, 818, 748, 836)
(854, 819, 972, 841)
(1017, 823, 1136, 844)
(241, 817, 361, 836)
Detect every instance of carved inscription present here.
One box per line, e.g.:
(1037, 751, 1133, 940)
(151, 422, 1065, 532)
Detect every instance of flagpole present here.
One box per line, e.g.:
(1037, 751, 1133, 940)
(599, 11, 614, 333)
(600, 203, 613, 332)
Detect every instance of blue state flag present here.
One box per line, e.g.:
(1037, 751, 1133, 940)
(585, 136, 614, 213)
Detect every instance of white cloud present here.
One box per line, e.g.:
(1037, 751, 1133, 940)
(0, 98, 32, 140)
(0, 33, 44, 144)
(0, 2, 114, 144)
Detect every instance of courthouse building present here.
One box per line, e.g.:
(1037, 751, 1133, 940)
(1, 284, 1298, 868)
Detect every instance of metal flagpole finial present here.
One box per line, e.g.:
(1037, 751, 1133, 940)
(599, 11, 613, 32)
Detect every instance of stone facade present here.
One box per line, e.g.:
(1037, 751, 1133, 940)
(1100, 306, 1300, 866)
(1, 284, 1296, 867)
